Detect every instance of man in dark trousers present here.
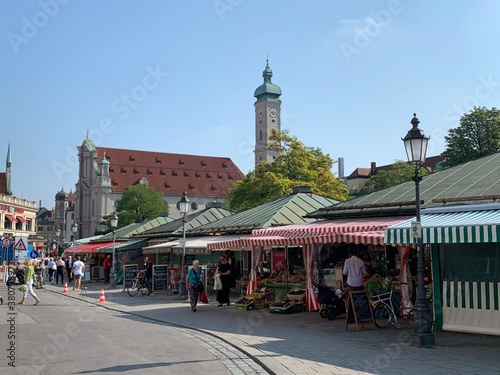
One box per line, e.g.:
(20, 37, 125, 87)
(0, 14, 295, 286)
(144, 257, 154, 295)
(65, 255, 74, 283)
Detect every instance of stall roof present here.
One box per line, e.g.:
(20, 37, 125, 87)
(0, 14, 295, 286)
(97, 239, 149, 253)
(307, 152, 500, 219)
(385, 203, 500, 244)
(192, 191, 339, 235)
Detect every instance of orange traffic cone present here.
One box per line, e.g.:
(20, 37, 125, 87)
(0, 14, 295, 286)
(62, 283, 69, 294)
(99, 289, 106, 303)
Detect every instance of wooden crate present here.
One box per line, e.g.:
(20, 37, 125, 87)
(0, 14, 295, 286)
(269, 299, 306, 314)
(234, 297, 257, 310)
(286, 288, 306, 302)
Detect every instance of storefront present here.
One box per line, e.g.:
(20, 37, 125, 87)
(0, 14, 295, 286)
(209, 216, 410, 311)
(385, 203, 500, 335)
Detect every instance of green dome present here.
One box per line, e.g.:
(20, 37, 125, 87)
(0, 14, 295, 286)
(254, 60, 282, 102)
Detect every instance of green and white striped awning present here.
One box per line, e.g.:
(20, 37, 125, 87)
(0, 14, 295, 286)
(385, 204, 500, 244)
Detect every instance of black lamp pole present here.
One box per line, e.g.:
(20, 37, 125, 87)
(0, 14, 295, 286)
(177, 191, 190, 300)
(403, 113, 435, 347)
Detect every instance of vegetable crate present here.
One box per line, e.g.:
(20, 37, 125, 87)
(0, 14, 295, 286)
(269, 298, 306, 314)
(286, 288, 306, 302)
(234, 297, 257, 311)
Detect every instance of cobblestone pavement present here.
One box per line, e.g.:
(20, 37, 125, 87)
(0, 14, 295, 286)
(38, 283, 500, 375)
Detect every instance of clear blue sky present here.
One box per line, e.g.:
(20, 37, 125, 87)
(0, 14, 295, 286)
(1, 1, 500, 209)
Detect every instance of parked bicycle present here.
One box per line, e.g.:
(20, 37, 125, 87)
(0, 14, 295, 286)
(126, 270, 149, 297)
(370, 290, 401, 329)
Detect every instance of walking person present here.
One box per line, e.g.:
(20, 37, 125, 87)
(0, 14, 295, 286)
(18, 259, 41, 305)
(103, 255, 111, 283)
(186, 260, 201, 312)
(216, 254, 231, 306)
(70, 256, 85, 292)
(65, 256, 73, 283)
(56, 257, 65, 284)
(343, 248, 367, 292)
(47, 257, 56, 284)
(144, 257, 154, 295)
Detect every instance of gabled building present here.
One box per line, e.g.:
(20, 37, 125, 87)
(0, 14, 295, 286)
(74, 137, 245, 239)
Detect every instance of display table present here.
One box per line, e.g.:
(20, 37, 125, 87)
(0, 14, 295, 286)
(260, 283, 304, 301)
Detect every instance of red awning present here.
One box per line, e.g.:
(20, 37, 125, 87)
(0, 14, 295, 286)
(16, 216, 28, 224)
(5, 214, 17, 223)
(65, 242, 114, 255)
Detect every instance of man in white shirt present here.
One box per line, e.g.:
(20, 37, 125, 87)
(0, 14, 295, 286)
(343, 248, 367, 291)
(70, 256, 85, 292)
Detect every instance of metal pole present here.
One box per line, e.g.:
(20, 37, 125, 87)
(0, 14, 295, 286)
(412, 166, 435, 347)
(179, 216, 187, 299)
(111, 229, 116, 288)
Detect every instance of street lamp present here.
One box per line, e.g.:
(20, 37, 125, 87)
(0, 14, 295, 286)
(71, 221, 78, 258)
(402, 113, 435, 347)
(55, 226, 61, 256)
(110, 213, 118, 288)
(177, 191, 190, 300)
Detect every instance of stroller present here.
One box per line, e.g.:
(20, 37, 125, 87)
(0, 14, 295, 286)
(314, 282, 346, 320)
(6, 267, 24, 287)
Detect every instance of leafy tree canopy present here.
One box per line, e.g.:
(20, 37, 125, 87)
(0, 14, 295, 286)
(225, 130, 349, 212)
(441, 106, 500, 168)
(361, 161, 427, 194)
(113, 183, 169, 228)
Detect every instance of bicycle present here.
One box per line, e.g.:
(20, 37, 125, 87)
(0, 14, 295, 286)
(370, 290, 401, 329)
(126, 270, 149, 297)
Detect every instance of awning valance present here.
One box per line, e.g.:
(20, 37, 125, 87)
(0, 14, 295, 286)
(385, 205, 500, 244)
(64, 242, 114, 256)
(143, 235, 245, 254)
(16, 216, 28, 224)
(5, 214, 17, 223)
(208, 217, 405, 250)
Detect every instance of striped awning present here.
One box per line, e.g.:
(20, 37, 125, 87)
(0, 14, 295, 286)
(208, 217, 405, 249)
(252, 217, 408, 237)
(385, 206, 500, 244)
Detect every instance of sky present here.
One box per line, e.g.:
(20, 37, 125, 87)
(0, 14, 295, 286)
(1, 1, 500, 209)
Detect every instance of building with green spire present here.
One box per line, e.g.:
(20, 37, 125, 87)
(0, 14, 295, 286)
(254, 60, 282, 166)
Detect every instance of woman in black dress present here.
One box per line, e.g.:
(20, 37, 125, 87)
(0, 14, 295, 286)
(216, 254, 231, 306)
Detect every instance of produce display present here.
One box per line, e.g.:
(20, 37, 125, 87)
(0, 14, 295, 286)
(259, 273, 305, 285)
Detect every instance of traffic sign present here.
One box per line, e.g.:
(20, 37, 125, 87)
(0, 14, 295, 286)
(13, 237, 28, 251)
(411, 221, 422, 239)
(2, 237, 12, 247)
(31, 250, 39, 259)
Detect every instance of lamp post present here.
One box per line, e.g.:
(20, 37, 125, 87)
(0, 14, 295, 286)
(177, 191, 190, 300)
(402, 113, 435, 347)
(55, 226, 61, 256)
(110, 213, 118, 288)
(71, 221, 78, 258)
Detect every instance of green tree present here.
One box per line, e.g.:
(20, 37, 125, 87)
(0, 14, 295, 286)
(114, 183, 169, 227)
(225, 130, 349, 212)
(362, 161, 426, 194)
(441, 106, 500, 168)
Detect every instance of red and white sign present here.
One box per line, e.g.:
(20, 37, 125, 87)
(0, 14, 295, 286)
(13, 236, 28, 251)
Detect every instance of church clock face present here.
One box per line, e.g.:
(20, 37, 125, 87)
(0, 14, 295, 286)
(269, 107, 278, 118)
(258, 109, 264, 118)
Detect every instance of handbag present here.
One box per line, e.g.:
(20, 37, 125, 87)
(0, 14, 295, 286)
(194, 268, 204, 292)
(214, 273, 222, 291)
(199, 291, 209, 304)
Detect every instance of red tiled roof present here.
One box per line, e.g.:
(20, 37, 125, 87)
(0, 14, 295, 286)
(347, 155, 444, 179)
(96, 147, 245, 197)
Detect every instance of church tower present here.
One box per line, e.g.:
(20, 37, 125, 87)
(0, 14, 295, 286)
(254, 60, 282, 166)
(6, 141, 12, 195)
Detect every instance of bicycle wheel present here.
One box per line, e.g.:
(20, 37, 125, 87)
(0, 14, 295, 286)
(373, 303, 392, 328)
(140, 280, 149, 295)
(127, 280, 139, 296)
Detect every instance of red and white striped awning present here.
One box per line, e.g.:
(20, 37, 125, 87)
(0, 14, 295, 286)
(252, 217, 408, 237)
